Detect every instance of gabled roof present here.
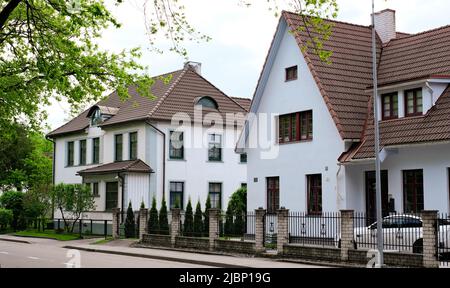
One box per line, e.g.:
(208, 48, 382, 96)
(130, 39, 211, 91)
(231, 97, 252, 111)
(77, 159, 153, 175)
(47, 66, 247, 137)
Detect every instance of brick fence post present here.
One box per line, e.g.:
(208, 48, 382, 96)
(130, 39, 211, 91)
(171, 208, 181, 247)
(112, 208, 121, 239)
(340, 210, 354, 262)
(139, 208, 148, 241)
(255, 208, 266, 254)
(421, 210, 439, 268)
(277, 208, 289, 255)
(209, 209, 220, 251)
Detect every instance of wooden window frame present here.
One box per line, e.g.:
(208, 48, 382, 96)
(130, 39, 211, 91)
(114, 134, 123, 162)
(404, 88, 423, 117)
(92, 137, 100, 164)
(208, 134, 222, 162)
(169, 181, 184, 209)
(92, 182, 99, 198)
(67, 141, 74, 167)
(79, 139, 87, 166)
(278, 110, 313, 144)
(169, 131, 184, 160)
(266, 177, 280, 214)
(129, 132, 138, 160)
(240, 153, 247, 163)
(381, 92, 399, 120)
(403, 169, 424, 214)
(307, 174, 322, 215)
(208, 182, 222, 209)
(285, 66, 298, 82)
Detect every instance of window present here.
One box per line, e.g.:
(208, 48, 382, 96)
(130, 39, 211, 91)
(382, 93, 398, 120)
(278, 110, 312, 143)
(114, 134, 123, 161)
(240, 153, 247, 163)
(92, 138, 100, 164)
(67, 141, 74, 166)
(92, 183, 99, 197)
(209, 183, 222, 209)
(129, 132, 138, 160)
(170, 182, 184, 209)
(169, 131, 184, 159)
(208, 134, 222, 162)
(105, 182, 118, 211)
(405, 89, 423, 117)
(91, 108, 102, 126)
(197, 96, 218, 109)
(403, 169, 424, 213)
(79, 139, 87, 166)
(267, 177, 279, 214)
(285, 66, 298, 81)
(241, 183, 247, 189)
(307, 174, 322, 215)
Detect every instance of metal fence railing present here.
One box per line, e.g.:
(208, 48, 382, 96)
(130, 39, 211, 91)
(54, 218, 112, 238)
(438, 213, 450, 266)
(288, 212, 340, 247)
(353, 212, 424, 253)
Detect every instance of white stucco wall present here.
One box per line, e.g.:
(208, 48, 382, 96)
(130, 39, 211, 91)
(246, 21, 346, 212)
(345, 143, 450, 214)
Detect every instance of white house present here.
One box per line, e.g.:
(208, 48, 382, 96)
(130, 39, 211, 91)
(47, 62, 249, 220)
(239, 9, 450, 217)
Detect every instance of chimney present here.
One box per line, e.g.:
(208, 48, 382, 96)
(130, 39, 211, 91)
(184, 61, 201, 75)
(373, 9, 396, 44)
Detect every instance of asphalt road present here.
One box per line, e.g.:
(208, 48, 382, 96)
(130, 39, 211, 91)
(0, 240, 211, 268)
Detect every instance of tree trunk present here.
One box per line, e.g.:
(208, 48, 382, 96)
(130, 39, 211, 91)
(0, 0, 22, 31)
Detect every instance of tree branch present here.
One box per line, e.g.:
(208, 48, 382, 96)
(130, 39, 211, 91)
(0, 0, 23, 31)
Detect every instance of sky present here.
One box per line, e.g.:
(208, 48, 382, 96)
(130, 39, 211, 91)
(45, 0, 450, 132)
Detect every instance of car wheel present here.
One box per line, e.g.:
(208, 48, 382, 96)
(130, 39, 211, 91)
(413, 239, 423, 254)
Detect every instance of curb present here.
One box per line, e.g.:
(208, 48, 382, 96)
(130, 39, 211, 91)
(132, 243, 256, 258)
(0, 237, 32, 244)
(63, 245, 248, 268)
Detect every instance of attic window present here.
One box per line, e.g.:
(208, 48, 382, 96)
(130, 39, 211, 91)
(91, 108, 102, 126)
(197, 96, 218, 109)
(285, 66, 298, 81)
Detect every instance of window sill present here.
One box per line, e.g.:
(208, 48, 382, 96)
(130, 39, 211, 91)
(239, 162, 247, 164)
(168, 158, 186, 162)
(284, 78, 298, 82)
(207, 160, 224, 163)
(65, 163, 103, 168)
(278, 139, 313, 145)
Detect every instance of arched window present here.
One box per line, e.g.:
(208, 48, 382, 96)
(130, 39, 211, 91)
(196, 96, 218, 109)
(91, 108, 102, 126)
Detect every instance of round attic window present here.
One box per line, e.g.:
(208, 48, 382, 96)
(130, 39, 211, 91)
(196, 96, 218, 109)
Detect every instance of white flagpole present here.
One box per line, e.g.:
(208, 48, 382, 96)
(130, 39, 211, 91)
(371, 0, 384, 268)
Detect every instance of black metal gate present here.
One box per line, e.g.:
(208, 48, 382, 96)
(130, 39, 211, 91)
(264, 213, 277, 249)
(438, 213, 450, 267)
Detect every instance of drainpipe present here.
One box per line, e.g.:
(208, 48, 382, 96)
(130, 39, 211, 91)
(145, 121, 166, 201)
(46, 136, 56, 220)
(118, 172, 125, 222)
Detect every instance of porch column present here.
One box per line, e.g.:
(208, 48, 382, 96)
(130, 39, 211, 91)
(340, 210, 354, 262)
(277, 208, 289, 255)
(170, 208, 181, 247)
(255, 208, 266, 254)
(208, 209, 220, 251)
(421, 210, 439, 268)
(112, 208, 121, 239)
(139, 208, 148, 241)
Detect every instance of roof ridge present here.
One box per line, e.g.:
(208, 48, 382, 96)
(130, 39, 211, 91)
(282, 10, 372, 30)
(387, 23, 450, 43)
(147, 67, 189, 118)
(231, 96, 251, 101)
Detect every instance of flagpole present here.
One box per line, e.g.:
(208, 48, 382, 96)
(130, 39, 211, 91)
(371, 0, 384, 268)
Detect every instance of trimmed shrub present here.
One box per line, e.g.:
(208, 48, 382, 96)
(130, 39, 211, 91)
(193, 201, 203, 237)
(159, 198, 169, 235)
(124, 202, 135, 238)
(224, 204, 234, 236)
(183, 199, 194, 237)
(203, 195, 211, 234)
(148, 197, 159, 234)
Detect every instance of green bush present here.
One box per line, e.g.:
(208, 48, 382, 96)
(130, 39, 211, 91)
(158, 198, 169, 235)
(0, 208, 13, 230)
(203, 195, 211, 234)
(224, 204, 234, 236)
(124, 202, 135, 238)
(0, 191, 25, 230)
(183, 199, 194, 237)
(193, 201, 203, 237)
(148, 197, 159, 234)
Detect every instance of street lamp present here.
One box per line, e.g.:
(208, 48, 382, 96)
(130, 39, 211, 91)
(371, 0, 384, 268)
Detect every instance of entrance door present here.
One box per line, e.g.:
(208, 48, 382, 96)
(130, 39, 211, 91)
(365, 171, 389, 224)
(106, 182, 119, 211)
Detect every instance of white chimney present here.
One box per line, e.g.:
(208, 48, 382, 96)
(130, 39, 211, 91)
(184, 61, 202, 75)
(373, 9, 396, 44)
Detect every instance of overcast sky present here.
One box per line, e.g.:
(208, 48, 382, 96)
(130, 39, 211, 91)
(45, 0, 450, 131)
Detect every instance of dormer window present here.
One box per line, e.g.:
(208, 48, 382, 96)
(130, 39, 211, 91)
(382, 92, 398, 120)
(91, 108, 102, 126)
(405, 88, 423, 117)
(87, 105, 119, 126)
(196, 96, 218, 110)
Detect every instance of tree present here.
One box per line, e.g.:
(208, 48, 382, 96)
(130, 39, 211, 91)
(23, 188, 51, 231)
(148, 197, 159, 234)
(203, 195, 211, 235)
(224, 204, 234, 237)
(228, 187, 247, 214)
(124, 201, 135, 238)
(52, 183, 95, 233)
(183, 198, 193, 237)
(158, 197, 169, 235)
(193, 200, 203, 237)
(0, 190, 25, 230)
(0, 208, 13, 231)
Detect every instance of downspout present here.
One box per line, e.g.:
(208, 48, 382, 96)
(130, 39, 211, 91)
(145, 121, 166, 200)
(118, 172, 125, 222)
(46, 136, 56, 220)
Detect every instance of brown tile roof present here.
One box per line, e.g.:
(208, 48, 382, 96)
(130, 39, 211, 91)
(47, 67, 247, 137)
(77, 159, 153, 175)
(283, 11, 382, 140)
(378, 25, 450, 86)
(341, 85, 450, 162)
(231, 97, 252, 111)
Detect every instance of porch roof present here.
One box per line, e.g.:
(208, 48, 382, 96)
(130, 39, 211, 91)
(77, 159, 153, 175)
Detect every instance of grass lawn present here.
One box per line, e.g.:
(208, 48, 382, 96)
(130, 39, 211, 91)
(14, 229, 81, 241)
(91, 237, 114, 245)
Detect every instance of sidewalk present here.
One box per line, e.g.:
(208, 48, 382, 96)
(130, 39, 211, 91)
(63, 240, 326, 268)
